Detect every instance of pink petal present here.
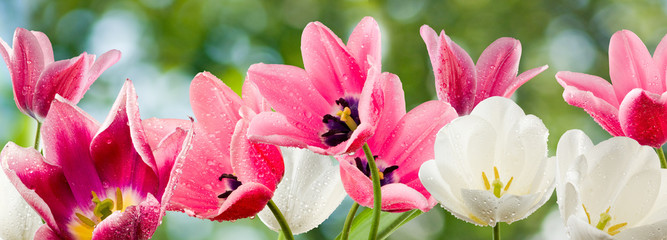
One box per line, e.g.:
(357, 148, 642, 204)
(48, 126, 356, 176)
(230, 119, 283, 191)
(247, 111, 322, 149)
(618, 89, 667, 147)
(502, 64, 548, 98)
(556, 71, 619, 107)
(90, 80, 158, 197)
(8, 28, 48, 118)
(2, 142, 77, 236)
(212, 182, 273, 221)
(142, 118, 191, 150)
(420, 25, 476, 115)
(301, 22, 365, 101)
(474, 37, 521, 105)
(190, 71, 243, 153)
(338, 159, 374, 207)
(83, 49, 120, 90)
(364, 72, 406, 150)
(152, 126, 188, 200)
(346, 16, 381, 74)
(91, 194, 161, 240)
(609, 30, 661, 100)
(29, 31, 54, 65)
(247, 63, 329, 133)
(241, 78, 271, 114)
(34, 225, 60, 240)
(380, 183, 432, 212)
(41, 96, 104, 208)
(653, 33, 667, 93)
(557, 71, 623, 136)
(32, 54, 88, 119)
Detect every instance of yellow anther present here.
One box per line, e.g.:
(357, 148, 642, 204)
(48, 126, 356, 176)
(607, 222, 627, 236)
(378, 171, 385, 180)
(493, 166, 500, 180)
(336, 107, 358, 130)
(605, 206, 611, 214)
(482, 172, 491, 190)
(116, 187, 123, 211)
(75, 213, 96, 228)
(504, 177, 514, 192)
(583, 204, 591, 224)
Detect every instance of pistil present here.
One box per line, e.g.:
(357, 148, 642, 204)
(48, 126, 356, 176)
(481, 166, 514, 198)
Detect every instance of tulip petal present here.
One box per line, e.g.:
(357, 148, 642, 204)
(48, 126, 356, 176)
(90, 80, 158, 198)
(258, 148, 345, 234)
(364, 72, 406, 150)
(347, 17, 381, 74)
(566, 215, 612, 240)
(557, 71, 623, 136)
(611, 169, 661, 226)
(41, 96, 104, 208)
(34, 225, 60, 240)
(474, 37, 521, 105)
(212, 182, 274, 221)
(618, 89, 667, 147)
(0, 167, 41, 240)
(152, 126, 188, 199)
(91, 194, 160, 240)
(420, 25, 476, 115)
(653, 34, 667, 93)
(503, 64, 548, 98)
(142, 118, 191, 151)
(230, 119, 283, 191)
(29, 31, 54, 65)
(241, 78, 271, 114)
(83, 49, 120, 91)
(248, 111, 321, 149)
(615, 219, 667, 240)
(32, 55, 89, 119)
(609, 30, 660, 99)
(380, 183, 432, 212)
(301, 22, 365, 100)
(419, 160, 476, 224)
(7, 28, 48, 118)
(338, 157, 374, 207)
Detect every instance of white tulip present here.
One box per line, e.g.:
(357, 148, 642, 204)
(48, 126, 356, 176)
(0, 169, 42, 240)
(419, 97, 555, 226)
(258, 147, 346, 234)
(556, 130, 667, 239)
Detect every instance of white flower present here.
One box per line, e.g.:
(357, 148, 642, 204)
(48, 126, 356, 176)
(258, 147, 346, 234)
(556, 130, 667, 239)
(0, 169, 41, 240)
(418, 97, 555, 226)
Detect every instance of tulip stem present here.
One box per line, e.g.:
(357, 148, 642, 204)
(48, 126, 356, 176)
(363, 143, 382, 240)
(277, 232, 286, 240)
(341, 202, 360, 240)
(267, 199, 294, 240)
(493, 224, 500, 240)
(656, 147, 667, 169)
(33, 121, 41, 150)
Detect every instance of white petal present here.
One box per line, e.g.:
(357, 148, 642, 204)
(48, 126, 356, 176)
(496, 192, 547, 224)
(615, 219, 667, 240)
(503, 115, 550, 195)
(257, 147, 346, 235)
(640, 170, 667, 225)
(0, 169, 42, 240)
(469, 97, 525, 142)
(460, 189, 498, 226)
(566, 215, 613, 240)
(611, 169, 661, 226)
(556, 130, 594, 186)
(418, 160, 475, 224)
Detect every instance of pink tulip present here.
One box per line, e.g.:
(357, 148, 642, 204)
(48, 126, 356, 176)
(421, 25, 548, 115)
(0, 80, 192, 239)
(337, 73, 459, 212)
(557, 30, 667, 148)
(0, 27, 120, 120)
(153, 72, 284, 221)
(247, 17, 395, 156)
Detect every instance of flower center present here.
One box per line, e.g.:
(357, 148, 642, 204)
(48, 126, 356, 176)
(321, 97, 361, 147)
(354, 156, 399, 186)
(68, 188, 136, 240)
(481, 166, 514, 198)
(217, 173, 242, 199)
(582, 205, 628, 236)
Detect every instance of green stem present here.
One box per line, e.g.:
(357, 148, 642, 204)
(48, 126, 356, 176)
(340, 202, 360, 240)
(493, 224, 500, 240)
(363, 143, 382, 240)
(277, 231, 286, 240)
(656, 147, 667, 169)
(33, 121, 41, 150)
(266, 199, 294, 240)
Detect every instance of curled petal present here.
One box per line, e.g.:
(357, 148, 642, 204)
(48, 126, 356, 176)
(503, 64, 548, 98)
(230, 119, 283, 191)
(32, 54, 89, 119)
(609, 30, 661, 99)
(212, 183, 273, 221)
(91, 194, 161, 240)
(618, 89, 667, 147)
(475, 37, 521, 105)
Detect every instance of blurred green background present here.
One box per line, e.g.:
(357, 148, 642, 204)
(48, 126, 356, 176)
(2, 0, 667, 239)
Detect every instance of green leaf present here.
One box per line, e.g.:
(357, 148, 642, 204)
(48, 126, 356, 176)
(335, 208, 422, 240)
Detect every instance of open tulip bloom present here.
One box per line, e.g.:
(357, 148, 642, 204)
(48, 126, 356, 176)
(556, 130, 667, 239)
(420, 25, 548, 116)
(1, 80, 192, 239)
(336, 72, 458, 212)
(247, 17, 393, 156)
(419, 97, 555, 228)
(557, 30, 667, 148)
(0, 27, 120, 121)
(258, 147, 346, 235)
(159, 72, 284, 222)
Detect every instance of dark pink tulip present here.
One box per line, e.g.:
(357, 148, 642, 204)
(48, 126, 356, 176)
(247, 17, 394, 156)
(155, 72, 284, 221)
(557, 30, 667, 147)
(336, 73, 459, 212)
(0, 27, 120, 120)
(421, 25, 548, 115)
(1, 80, 192, 239)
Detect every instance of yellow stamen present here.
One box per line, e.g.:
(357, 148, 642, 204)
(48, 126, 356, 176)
(378, 171, 384, 180)
(504, 177, 514, 192)
(607, 222, 627, 236)
(116, 187, 123, 211)
(336, 107, 358, 130)
(75, 213, 96, 228)
(596, 211, 612, 230)
(493, 166, 499, 180)
(582, 204, 591, 224)
(482, 172, 491, 190)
